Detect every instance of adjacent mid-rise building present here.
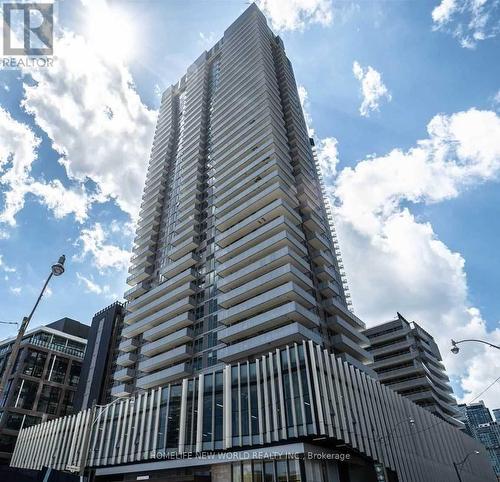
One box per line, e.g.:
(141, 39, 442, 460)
(363, 313, 461, 427)
(8, 5, 496, 482)
(494, 409, 500, 423)
(74, 303, 125, 410)
(0, 318, 88, 463)
(459, 401, 500, 478)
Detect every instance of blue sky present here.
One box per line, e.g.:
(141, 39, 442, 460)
(0, 0, 499, 406)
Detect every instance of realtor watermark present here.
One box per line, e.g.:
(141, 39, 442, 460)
(1, 1, 54, 68)
(150, 450, 352, 462)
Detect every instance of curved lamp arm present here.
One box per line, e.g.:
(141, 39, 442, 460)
(451, 339, 500, 354)
(456, 450, 480, 467)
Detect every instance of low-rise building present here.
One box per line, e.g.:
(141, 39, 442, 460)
(0, 318, 88, 464)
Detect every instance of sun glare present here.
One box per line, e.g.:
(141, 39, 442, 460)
(84, 2, 137, 61)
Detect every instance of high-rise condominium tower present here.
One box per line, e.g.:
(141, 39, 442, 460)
(10, 6, 495, 482)
(113, 3, 371, 396)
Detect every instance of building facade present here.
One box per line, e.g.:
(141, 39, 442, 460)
(459, 401, 500, 478)
(9, 340, 495, 482)
(74, 303, 125, 411)
(494, 409, 500, 423)
(363, 313, 461, 427)
(8, 4, 497, 482)
(0, 318, 88, 463)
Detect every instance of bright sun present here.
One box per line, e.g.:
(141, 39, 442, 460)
(84, 1, 137, 61)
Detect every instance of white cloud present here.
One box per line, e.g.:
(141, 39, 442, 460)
(494, 89, 500, 105)
(432, 0, 500, 49)
(198, 32, 217, 50)
(257, 0, 333, 31)
(76, 272, 110, 295)
(352, 61, 392, 117)
(9, 286, 21, 295)
(74, 222, 130, 273)
(21, 30, 156, 219)
(0, 106, 94, 227)
(330, 108, 500, 406)
(298, 85, 340, 184)
(298, 84, 315, 136)
(316, 137, 340, 182)
(0, 255, 16, 273)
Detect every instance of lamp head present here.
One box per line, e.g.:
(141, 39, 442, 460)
(451, 340, 460, 355)
(51, 254, 66, 276)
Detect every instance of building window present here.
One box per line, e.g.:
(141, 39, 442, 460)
(0, 434, 16, 453)
(60, 390, 74, 416)
(37, 385, 62, 415)
(12, 379, 38, 410)
(22, 349, 47, 378)
(68, 363, 81, 386)
(207, 350, 217, 367)
(46, 355, 68, 383)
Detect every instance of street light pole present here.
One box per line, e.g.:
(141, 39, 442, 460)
(451, 339, 500, 354)
(0, 255, 66, 400)
(452, 450, 480, 482)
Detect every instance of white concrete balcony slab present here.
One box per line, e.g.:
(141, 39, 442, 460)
(174, 214, 198, 236)
(128, 268, 197, 313)
(219, 264, 313, 308)
(306, 232, 330, 251)
(215, 200, 301, 248)
(216, 181, 298, 232)
(141, 327, 193, 357)
(126, 267, 154, 287)
(116, 352, 137, 367)
(318, 280, 341, 298)
(331, 333, 372, 363)
(218, 231, 307, 277)
(218, 301, 320, 343)
(177, 202, 200, 224)
(168, 236, 198, 262)
(114, 367, 135, 382)
(322, 297, 365, 329)
(111, 383, 133, 398)
(128, 255, 155, 276)
(219, 281, 315, 326)
(377, 364, 421, 383)
(214, 158, 285, 206)
(310, 249, 334, 267)
(118, 338, 139, 353)
(216, 170, 297, 219)
(326, 315, 370, 347)
(217, 217, 302, 263)
(369, 339, 414, 357)
(314, 265, 336, 282)
(218, 322, 322, 363)
(133, 229, 157, 250)
(171, 224, 199, 247)
(213, 144, 277, 192)
(136, 362, 190, 390)
(160, 252, 200, 280)
(124, 282, 196, 325)
(124, 282, 148, 302)
(371, 351, 418, 370)
(138, 345, 192, 373)
(130, 245, 155, 267)
(122, 296, 195, 339)
(218, 246, 309, 293)
(143, 312, 195, 342)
